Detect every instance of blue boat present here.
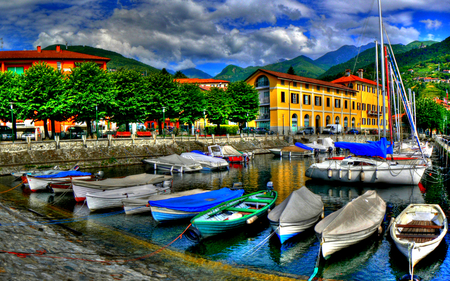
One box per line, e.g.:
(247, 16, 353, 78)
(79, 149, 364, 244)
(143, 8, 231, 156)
(148, 187, 244, 223)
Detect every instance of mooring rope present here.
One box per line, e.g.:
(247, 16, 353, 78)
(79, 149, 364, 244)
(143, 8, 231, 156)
(241, 226, 279, 258)
(0, 182, 22, 194)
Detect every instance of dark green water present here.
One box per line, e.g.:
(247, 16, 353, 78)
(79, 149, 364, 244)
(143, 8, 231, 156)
(1, 153, 450, 281)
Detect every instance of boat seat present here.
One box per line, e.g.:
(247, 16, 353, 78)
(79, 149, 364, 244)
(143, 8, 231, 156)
(245, 198, 273, 203)
(226, 207, 258, 213)
(397, 220, 441, 243)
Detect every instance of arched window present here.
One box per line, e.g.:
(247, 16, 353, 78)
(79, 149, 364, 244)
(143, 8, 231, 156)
(344, 117, 348, 128)
(292, 114, 298, 132)
(326, 116, 331, 125)
(315, 115, 321, 129)
(304, 114, 310, 127)
(255, 75, 269, 87)
(352, 117, 356, 128)
(335, 116, 340, 124)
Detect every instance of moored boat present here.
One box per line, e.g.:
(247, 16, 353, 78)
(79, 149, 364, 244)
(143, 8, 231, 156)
(268, 186, 323, 243)
(27, 170, 93, 192)
(72, 173, 172, 202)
(122, 188, 210, 215)
(148, 187, 244, 223)
(142, 154, 203, 173)
(86, 185, 171, 212)
(180, 151, 229, 171)
(186, 186, 277, 242)
(314, 190, 386, 259)
(207, 145, 249, 163)
(390, 204, 448, 270)
(269, 144, 314, 158)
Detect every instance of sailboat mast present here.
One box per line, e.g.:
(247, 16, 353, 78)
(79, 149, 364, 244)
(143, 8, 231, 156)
(378, 0, 387, 137)
(375, 40, 380, 138)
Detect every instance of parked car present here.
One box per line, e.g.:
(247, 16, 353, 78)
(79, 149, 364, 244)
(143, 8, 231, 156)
(322, 124, 342, 134)
(255, 127, 274, 135)
(346, 128, 360, 134)
(63, 126, 86, 139)
(0, 125, 13, 140)
(369, 129, 379, 135)
(21, 128, 36, 140)
(241, 127, 255, 134)
(297, 127, 314, 135)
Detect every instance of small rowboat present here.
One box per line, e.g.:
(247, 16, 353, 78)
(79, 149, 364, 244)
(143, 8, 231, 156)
(186, 187, 277, 242)
(390, 204, 448, 275)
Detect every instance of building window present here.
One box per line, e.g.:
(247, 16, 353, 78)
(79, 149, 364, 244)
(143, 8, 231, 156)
(57, 62, 62, 71)
(315, 96, 322, 106)
(362, 118, 366, 125)
(362, 103, 366, 111)
(327, 87, 330, 92)
(303, 95, 310, 105)
(304, 114, 310, 127)
(352, 101, 355, 110)
(305, 84, 309, 89)
(326, 98, 330, 107)
(281, 80, 285, 85)
(326, 116, 331, 125)
(336, 89, 339, 94)
(357, 103, 361, 110)
(335, 116, 340, 124)
(255, 75, 269, 87)
(281, 92, 285, 103)
(293, 82, 297, 87)
(335, 99, 341, 108)
(372, 119, 376, 125)
(317, 86, 321, 91)
(357, 84, 361, 90)
(8, 67, 24, 75)
(344, 100, 348, 109)
(291, 93, 298, 104)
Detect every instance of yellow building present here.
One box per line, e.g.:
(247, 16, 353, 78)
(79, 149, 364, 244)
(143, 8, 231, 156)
(245, 69, 388, 134)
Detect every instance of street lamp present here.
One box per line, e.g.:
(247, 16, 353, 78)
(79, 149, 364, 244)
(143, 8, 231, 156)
(162, 106, 166, 139)
(9, 102, 15, 143)
(95, 104, 99, 139)
(203, 109, 206, 136)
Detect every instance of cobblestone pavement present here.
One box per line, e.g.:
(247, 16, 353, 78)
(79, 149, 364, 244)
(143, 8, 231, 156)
(0, 201, 301, 281)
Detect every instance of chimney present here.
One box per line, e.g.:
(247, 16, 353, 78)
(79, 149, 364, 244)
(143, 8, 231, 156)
(357, 69, 364, 79)
(56, 45, 61, 53)
(345, 69, 351, 76)
(37, 46, 41, 53)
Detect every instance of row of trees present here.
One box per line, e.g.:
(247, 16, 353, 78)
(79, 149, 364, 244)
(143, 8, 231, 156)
(0, 62, 260, 139)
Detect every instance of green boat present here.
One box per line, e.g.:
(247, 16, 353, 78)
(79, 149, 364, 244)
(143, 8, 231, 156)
(185, 187, 277, 242)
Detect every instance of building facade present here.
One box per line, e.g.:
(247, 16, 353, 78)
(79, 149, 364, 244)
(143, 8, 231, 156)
(245, 69, 388, 134)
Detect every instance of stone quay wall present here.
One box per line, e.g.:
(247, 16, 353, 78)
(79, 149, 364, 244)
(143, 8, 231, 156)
(0, 133, 376, 176)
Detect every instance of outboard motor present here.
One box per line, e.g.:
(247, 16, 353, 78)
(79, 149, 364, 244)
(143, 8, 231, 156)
(266, 181, 274, 190)
(95, 171, 105, 179)
(231, 182, 243, 190)
(327, 147, 333, 155)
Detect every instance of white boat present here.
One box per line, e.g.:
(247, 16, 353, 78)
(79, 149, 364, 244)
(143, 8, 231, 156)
(27, 170, 93, 192)
(268, 186, 323, 243)
(305, 156, 427, 185)
(207, 145, 249, 163)
(305, 137, 335, 153)
(180, 151, 229, 171)
(122, 188, 210, 215)
(390, 204, 448, 270)
(72, 173, 172, 202)
(86, 185, 172, 212)
(142, 154, 203, 173)
(269, 145, 314, 158)
(314, 190, 386, 259)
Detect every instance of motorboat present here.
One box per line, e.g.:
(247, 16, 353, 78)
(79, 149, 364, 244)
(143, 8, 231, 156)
(148, 187, 244, 223)
(314, 190, 386, 259)
(304, 137, 335, 153)
(86, 185, 171, 212)
(268, 186, 323, 243)
(180, 151, 229, 171)
(72, 173, 172, 202)
(390, 204, 447, 271)
(269, 144, 314, 158)
(142, 154, 203, 173)
(207, 145, 250, 163)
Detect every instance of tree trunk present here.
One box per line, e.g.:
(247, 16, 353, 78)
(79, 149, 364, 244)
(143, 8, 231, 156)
(12, 115, 17, 140)
(43, 120, 49, 139)
(126, 123, 130, 132)
(158, 120, 163, 135)
(51, 119, 56, 138)
(87, 121, 92, 138)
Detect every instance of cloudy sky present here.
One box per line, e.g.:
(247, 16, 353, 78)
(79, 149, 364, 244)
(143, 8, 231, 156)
(0, 0, 449, 75)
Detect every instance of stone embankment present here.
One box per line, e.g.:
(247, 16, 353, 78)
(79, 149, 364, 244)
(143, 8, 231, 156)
(0, 133, 375, 175)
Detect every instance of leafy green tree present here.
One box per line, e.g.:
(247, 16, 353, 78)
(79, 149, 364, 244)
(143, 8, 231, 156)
(16, 62, 66, 139)
(205, 87, 230, 132)
(65, 62, 114, 137)
(0, 72, 21, 138)
(110, 69, 147, 131)
(161, 68, 170, 76)
(415, 97, 445, 134)
(142, 72, 181, 134)
(177, 82, 205, 132)
(227, 81, 260, 129)
(287, 66, 296, 75)
(174, 71, 187, 79)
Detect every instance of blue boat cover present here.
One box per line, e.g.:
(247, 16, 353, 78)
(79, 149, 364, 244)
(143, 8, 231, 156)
(191, 150, 206, 155)
(149, 187, 244, 212)
(36, 171, 91, 178)
(295, 142, 314, 151)
(334, 137, 393, 158)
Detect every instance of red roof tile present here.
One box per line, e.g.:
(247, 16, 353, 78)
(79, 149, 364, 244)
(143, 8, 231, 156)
(175, 78, 229, 84)
(0, 49, 110, 61)
(246, 69, 355, 91)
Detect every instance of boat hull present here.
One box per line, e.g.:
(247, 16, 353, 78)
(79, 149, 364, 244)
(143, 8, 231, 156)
(269, 149, 314, 158)
(269, 215, 321, 244)
(151, 206, 198, 222)
(28, 175, 91, 192)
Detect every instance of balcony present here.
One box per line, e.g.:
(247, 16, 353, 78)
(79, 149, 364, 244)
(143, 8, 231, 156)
(257, 113, 270, 120)
(260, 97, 270, 104)
(367, 110, 381, 117)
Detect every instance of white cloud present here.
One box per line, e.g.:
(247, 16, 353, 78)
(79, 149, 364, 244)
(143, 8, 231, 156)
(420, 19, 442, 30)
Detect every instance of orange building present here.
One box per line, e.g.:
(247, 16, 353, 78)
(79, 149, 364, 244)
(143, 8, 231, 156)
(0, 45, 111, 136)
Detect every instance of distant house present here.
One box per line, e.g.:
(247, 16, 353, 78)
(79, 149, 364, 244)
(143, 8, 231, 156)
(443, 70, 450, 74)
(407, 69, 414, 73)
(175, 78, 229, 91)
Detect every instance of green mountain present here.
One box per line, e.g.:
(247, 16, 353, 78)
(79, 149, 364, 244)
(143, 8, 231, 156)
(214, 55, 326, 82)
(319, 40, 438, 81)
(180, 68, 212, 79)
(43, 45, 160, 74)
(314, 43, 375, 70)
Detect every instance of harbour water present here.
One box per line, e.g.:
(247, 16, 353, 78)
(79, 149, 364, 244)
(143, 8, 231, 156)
(1, 152, 450, 280)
